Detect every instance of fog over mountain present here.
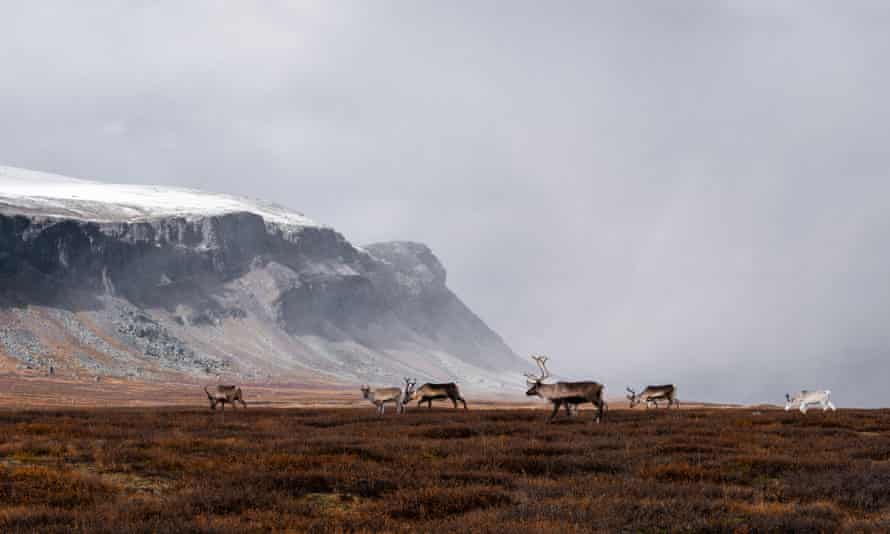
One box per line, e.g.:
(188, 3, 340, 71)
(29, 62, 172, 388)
(2, 2, 890, 405)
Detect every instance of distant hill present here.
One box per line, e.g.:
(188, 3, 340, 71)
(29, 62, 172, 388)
(0, 166, 525, 393)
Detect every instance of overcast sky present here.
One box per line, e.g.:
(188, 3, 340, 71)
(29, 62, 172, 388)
(2, 2, 890, 405)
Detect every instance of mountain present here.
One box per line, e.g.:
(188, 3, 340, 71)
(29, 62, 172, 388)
(0, 166, 524, 393)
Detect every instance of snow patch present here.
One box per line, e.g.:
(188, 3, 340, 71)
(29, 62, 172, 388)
(0, 166, 320, 227)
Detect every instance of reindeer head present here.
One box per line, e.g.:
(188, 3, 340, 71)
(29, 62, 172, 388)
(626, 387, 639, 407)
(403, 378, 417, 404)
(524, 355, 550, 397)
(360, 385, 371, 399)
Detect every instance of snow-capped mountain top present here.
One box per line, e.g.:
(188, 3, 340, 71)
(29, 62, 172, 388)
(0, 166, 319, 227)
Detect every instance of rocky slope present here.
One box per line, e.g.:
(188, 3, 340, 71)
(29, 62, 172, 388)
(0, 167, 524, 392)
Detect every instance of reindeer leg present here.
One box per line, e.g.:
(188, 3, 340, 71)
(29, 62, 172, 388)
(427, 399, 432, 409)
(460, 397, 467, 410)
(548, 400, 561, 422)
(452, 397, 458, 409)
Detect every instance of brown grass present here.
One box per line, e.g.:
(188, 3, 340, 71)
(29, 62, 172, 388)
(0, 407, 888, 532)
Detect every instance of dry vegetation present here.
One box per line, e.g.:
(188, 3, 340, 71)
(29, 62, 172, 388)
(0, 406, 888, 533)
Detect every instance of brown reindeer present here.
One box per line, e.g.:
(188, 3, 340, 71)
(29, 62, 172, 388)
(524, 355, 606, 423)
(404, 380, 467, 409)
(204, 385, 247, 411)
(626, 385, 679, 409)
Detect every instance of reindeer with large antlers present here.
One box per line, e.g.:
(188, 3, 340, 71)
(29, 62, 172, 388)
(524, 355, 606, 423)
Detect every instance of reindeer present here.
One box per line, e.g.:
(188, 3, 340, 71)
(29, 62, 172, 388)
(524, 355, 606, 423)
(360, 384, 405, 415)
(626, 385, 679, 409)
(404, 380, 467, 409)
(204, 384, 247, 411)
(785, 390, 836, 414)
(403, 378, 416, 410)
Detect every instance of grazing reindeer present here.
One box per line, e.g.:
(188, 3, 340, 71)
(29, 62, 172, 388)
(626, 385, 679, 409)
(785, 390, 836, 414)
(525, 355, 605, 423)
(204, 385, 247, 411)
(404, 381, 467, 409)
(360, 385, 405, 415)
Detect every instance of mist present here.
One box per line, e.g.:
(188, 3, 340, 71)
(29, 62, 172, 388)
(2, 2, 889, 405)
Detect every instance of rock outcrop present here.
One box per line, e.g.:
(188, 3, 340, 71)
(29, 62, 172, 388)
(0, 167, 523, 391)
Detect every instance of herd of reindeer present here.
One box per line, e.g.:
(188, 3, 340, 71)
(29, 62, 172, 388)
(204, 355, 837, 420)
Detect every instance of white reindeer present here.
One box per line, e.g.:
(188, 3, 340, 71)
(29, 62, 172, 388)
(785, 390, 836, 414)
(360, 384, 405, 415)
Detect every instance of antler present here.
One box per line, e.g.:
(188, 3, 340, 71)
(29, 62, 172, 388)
(524, 354, 551, 384)
(534, 355, 550, 380)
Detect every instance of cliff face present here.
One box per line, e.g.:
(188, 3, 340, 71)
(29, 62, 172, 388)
(0, 168, 523, 391)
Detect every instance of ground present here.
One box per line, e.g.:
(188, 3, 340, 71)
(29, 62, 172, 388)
(1, 405, 888, 533)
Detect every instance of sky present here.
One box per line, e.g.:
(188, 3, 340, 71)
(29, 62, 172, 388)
(2, 2, 890, 406)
